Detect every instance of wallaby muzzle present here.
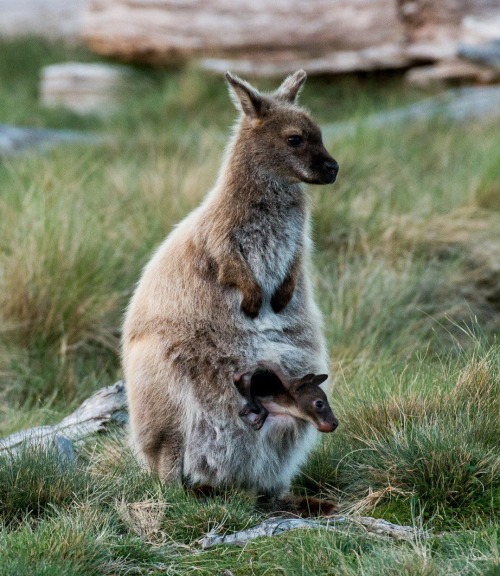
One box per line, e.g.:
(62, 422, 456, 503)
(312, 155, 339, 184)
(323, 159, 339, 184)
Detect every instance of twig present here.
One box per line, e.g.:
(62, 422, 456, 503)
(201, 515, 427, 549)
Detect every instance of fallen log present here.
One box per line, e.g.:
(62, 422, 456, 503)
(0, 381, 127, 457)
(398, 0, 499, 61)
(83, 0, 500, 76)
(200, 45, 410, 77)
(83, 0, 409, 74)
(201, 515, 428, 549)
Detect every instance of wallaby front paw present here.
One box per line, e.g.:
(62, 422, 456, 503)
(239, 400, 259, 417)
(239, 406, 251, 417)
(241, 290, 263, 318)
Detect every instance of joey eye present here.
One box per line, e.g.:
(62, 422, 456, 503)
(315, 400, 324, 409)
(287, 135, 304, 148)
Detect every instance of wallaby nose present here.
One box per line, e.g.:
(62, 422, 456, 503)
(324, 160, 339, 177)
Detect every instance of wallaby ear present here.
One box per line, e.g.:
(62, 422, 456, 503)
(225, 71, 266, 118)
(274, 69, 307, 103)
(312, 374, 329, 386)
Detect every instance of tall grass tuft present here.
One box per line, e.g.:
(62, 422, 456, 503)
(0, 445, 94, 523)
(302, 341, 500, 527)
(0, 158, 122, 351)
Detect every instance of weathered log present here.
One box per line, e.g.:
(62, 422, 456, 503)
(83, 0, 500, 76)
(83, 0, 409, 73)
(200, 45, 410, 77)
(201, 515, 428, 549)
(0, 381, 127, 456)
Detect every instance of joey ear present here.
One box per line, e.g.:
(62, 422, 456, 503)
(312, 374, 329, 386)
(289, 381, 306, 396)
(274, 69, 307, 103)
(225, 71, 266, 118)
(289, 374, 313, 395)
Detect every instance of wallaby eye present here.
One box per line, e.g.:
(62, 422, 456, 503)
(315, 400, 324, 409)
(287, 135, 304, 148)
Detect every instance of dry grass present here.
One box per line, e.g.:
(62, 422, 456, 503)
(116, 499, 169, 544)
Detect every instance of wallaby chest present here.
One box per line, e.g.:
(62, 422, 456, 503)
(234, 186, 304, 295)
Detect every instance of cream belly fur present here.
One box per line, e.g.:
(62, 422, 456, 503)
(123, 70, 337, 496)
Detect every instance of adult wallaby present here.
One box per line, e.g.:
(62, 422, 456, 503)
(123, 70, 338, 501)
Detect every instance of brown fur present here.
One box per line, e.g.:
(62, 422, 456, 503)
(123, 70, 338, 497)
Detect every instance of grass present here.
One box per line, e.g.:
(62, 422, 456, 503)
(0, 37, 499, 574)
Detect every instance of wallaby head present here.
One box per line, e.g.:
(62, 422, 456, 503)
(288, 374, 339, 433)
(225, 70, 339, 185)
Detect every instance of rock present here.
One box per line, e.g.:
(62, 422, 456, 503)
(459, 40, 500, 70)
(0, 123, 104, 157)
(40, 62, 132, 115)
(322, 86, 500, 140)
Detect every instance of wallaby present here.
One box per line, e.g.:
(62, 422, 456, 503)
(234, 363, 339, 433)
(123, 70, 338, 502)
